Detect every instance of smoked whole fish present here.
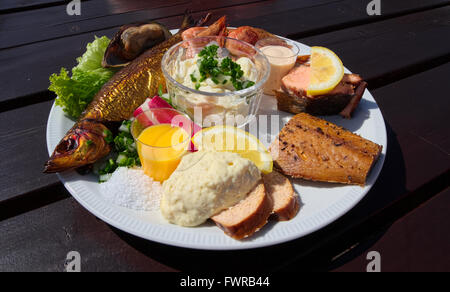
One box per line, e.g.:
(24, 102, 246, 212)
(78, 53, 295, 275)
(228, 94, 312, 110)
(44, 13, 211, 173)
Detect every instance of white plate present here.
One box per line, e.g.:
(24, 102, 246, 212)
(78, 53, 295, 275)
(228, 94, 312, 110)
(46, 35, 386, 250)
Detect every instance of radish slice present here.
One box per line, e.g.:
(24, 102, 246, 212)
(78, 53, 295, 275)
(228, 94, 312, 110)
(133, 98, 151, 118)
(133, 96, 171, 118)
(149, 95, 172, 109)
(135, 111, 156, 128)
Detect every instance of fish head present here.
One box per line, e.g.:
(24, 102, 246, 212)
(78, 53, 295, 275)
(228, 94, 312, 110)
(44, 120, 111, 173)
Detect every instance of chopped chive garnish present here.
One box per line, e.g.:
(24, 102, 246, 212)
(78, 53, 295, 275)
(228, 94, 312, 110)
(193, 45, 255, 91)
(103, 129, 113, 143)
(244, 81, 255, 89)
(97, 120, 141, 181)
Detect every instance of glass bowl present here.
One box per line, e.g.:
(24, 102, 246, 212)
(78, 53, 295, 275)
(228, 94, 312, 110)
(255, 37, 299, 95)
(161, 36, 270, 128)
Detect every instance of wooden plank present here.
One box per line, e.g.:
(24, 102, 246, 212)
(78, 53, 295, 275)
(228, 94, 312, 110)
(372, 64, 450, 164)
(1, 2, 450, 109)
(1, 195, 327, 272)
(0, 198, 177, 272)
(0, 100, 60, 202)
(299, 6, 450, 88)
(0, 0, 71, 14)
(333, 187, 450, 272)
(2, 0, 448, 50)
(232, 0, 450, 38)
(0, 0, 271, 49)
(0, 195, 342, 272)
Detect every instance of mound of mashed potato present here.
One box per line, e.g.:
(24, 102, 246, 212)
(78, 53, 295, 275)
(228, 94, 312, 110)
(161, 151, 261, 227)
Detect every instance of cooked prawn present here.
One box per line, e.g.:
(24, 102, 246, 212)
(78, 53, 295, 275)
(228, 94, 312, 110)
(228, 26, 259, 45)
(181, 27, 207, 41)
(226, 26, 287, 57)
(182, 16, 227, 40)
(182, 16, 227, 58)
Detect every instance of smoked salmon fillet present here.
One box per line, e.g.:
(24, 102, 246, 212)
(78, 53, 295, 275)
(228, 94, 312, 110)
(275, 62, 367, 119)
(269, 113, 382, 185)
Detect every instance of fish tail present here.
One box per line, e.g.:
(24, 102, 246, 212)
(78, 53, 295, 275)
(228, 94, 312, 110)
(179, 10, 211, 31)
(179, 10, 195, 31)
(196, 12, 212, 27)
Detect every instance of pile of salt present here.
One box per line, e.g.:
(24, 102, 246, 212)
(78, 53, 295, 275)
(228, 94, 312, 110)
(100, 167, 161, 211)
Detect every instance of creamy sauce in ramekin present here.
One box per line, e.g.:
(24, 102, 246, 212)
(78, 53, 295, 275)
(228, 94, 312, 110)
(260, 45, 297, 95)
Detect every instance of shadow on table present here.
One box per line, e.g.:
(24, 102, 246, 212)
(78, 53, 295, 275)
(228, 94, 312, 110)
(111, 123, 407, 272)
(319, 98, 378, 133)
(327, 225, 391, 271)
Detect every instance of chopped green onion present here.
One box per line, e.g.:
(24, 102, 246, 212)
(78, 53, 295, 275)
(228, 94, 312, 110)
(128, 142, 136, 152)
(244, 81, 255, 89)
(97, 119, 140, 181)
(118, 124, 129, 133)
(103, 129, 113, 143)
(195, 45, 254, 91)
(116, 153, 127, 165)
(126, 157, 135, 166)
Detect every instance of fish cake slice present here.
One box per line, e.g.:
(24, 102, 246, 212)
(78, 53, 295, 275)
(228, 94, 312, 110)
(262, 171, 300, 221)
(211, 182, 273, 240)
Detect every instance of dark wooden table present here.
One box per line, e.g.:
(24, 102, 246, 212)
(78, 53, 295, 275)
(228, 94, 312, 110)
(0, 0, 449, 272)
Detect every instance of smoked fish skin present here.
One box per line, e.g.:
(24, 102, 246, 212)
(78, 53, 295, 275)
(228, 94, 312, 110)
(82, 33, 183, 122)
(270, 113, 382, 185)
(44, 14, 198, 173)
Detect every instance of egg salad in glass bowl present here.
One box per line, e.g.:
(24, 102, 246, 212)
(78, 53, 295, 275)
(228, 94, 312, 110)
(162, 36, 270, 128)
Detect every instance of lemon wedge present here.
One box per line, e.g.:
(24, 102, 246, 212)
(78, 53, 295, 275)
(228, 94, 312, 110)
(192, 126, 273, 174)
(307, 46, 345, 96)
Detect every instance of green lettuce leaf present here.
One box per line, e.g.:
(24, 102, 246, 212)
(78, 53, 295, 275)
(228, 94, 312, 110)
(49, 36, 116, 119)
